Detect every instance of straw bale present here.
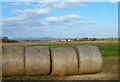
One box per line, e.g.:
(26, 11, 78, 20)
(25, 46, 50, 75)
(75, 45, 103, 74)
(51, 47, 78, 76)
(2, 46, 24, 76)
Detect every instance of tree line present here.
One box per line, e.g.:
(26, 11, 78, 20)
(0, 37, 18, 43)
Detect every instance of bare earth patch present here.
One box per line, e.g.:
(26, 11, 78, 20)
(3, 57, 118, 80)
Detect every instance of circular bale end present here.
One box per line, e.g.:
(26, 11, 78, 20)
(2, 46, 25, 77)
(51, 48, 78, 76)
(75, 45, 103, 74)
(25, 46, 50, 75)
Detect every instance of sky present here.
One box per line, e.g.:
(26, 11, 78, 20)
(1, 2, 118, 39)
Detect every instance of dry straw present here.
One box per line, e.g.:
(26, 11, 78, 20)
(2, 46, 24, 77)
(75, 45, 103, 74)
(2, 45, 102, 77)
(25, 46, 50, 75)
(51, 47, 78, 76)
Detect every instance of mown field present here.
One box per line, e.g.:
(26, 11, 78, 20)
(2, 41, 119, 56)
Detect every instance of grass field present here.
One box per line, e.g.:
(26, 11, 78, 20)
(2, 41, 118, 56)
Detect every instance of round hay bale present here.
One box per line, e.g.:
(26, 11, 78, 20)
(51, 48, 78, 76)
(25, 46, 50, 75)
(2, 46, 25, 77)
(75, 45, 103, 74)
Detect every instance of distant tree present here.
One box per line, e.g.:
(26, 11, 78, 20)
(92, 38, 97, 41)
(73, 39, 77, 41)
(2, 37, 8, 40)
(10, 40, 18, 43)
(2, 36, 18, 43)
(82, 37, 88, 41)
(26, 40, 30, 42)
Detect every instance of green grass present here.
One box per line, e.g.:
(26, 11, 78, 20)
(25, 41, 118, 57)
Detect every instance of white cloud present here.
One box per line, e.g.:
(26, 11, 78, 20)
(21, 9, 49, 15)
(47, 14, 82, 24)
(2, 11, 97, 30)
(64, 0, 101, 2)
(42, 0, 57, 2)
(14, 8, 50, 19)
(2, 13, 83, 31)
(11, 2, 21, 6)
(11, 2, 32, 7)
(67, 20, 97, 26)
(87, 21, 96, 24)
(53, 2, 86, 9)
(108, 0, 119, 2)
(1, 0, 119, 2)
(2, 16, 46, 32)
(24, 2, 32, 6)
(2, 8, 50, 31)
(40, 2, 86, 10)
(67, 21, 85, 26)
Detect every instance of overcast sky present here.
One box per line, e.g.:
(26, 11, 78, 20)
(1, 2, 118, 39)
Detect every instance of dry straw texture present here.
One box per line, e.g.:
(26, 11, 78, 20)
(2, 46, 24, 77)
(25, 46, 50, 75)
(75, 45, 103, 74)
(51, 48, 78, 76)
